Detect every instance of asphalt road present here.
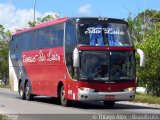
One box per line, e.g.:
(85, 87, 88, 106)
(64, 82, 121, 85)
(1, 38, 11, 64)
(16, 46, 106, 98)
(0, 88, 160, 120)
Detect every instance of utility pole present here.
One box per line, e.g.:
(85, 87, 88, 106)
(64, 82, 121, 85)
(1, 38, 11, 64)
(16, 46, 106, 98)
(143, 0, 146, 42)
(34, 0, 36, 22)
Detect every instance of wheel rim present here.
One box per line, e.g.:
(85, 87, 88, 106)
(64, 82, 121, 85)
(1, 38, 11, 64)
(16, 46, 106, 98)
(20, 86, 23, 97)
(26, 84, 30, 97)
(61, 89, 65, 102)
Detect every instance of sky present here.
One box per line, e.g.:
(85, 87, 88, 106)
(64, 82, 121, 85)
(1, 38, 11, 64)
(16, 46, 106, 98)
(0, 0, 160, 31)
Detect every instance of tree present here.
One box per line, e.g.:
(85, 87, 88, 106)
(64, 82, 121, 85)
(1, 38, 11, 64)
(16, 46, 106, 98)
(128, 9, 160, 42)
(127, 10, 160, 96)
(0, 24, 11, 84)
(127, 13, 143, 42)
(136, 23, 160, 96)
(28, 13, 60, 27)
(28, 21, 37, 27)
(0, 25, 11, 41)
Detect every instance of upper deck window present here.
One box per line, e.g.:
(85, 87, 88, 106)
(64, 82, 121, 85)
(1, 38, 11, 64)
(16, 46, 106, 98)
(78, 22, 132, 46)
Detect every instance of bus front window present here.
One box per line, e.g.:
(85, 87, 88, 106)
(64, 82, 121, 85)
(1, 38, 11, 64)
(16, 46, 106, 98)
(79, 51, 109, 81)
(109, 51, 136, 81)
(78, 23, 132, 46)
(79, 51, 135, 82)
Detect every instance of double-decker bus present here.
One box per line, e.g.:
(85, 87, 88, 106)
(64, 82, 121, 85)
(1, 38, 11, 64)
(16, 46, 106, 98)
(9, 17, 145, 107)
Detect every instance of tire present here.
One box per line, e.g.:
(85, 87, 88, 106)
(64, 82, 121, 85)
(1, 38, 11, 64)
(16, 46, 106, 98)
(25, 82, 34, 101)
(60, 86, 70, 106)
(103, 101, 115, 108)
(19, 82, 26, 100)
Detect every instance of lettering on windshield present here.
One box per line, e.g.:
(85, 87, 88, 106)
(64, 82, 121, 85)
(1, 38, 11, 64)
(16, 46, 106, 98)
(85, 27, 125, 35)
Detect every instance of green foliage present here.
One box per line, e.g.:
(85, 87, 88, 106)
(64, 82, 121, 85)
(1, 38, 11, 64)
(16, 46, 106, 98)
(127, 10, 160, 96)
(127, 13, 143, 42)
(0, 115, 8, 120)
(128, 9, 160, 42)
(0, 41, 9, 80)
(0, 24, 11, 83)
(136, 24, 160, 96)
(0, 84, 10, 88)
(136, 9, 160, 23)
(134, 93, 160, 104)
(37, 14, 59, 23)
(28, 14, 60, 27)
(28, 21, 36, 27)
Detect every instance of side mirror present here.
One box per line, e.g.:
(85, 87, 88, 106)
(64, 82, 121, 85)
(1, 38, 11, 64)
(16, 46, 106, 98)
(73, 48, 79, 68)
(136, 48, 145, 67)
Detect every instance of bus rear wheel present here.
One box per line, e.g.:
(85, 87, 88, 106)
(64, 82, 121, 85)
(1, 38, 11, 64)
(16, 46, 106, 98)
(25, 82, 34, 101)
(19, 82, 26, 100)
(103, 101, 115, 108)
(60, 86, 70, 106)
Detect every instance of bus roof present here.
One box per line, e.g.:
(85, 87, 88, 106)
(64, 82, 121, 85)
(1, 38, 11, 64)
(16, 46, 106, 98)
(13, 17, 127, 35)
(13, 17, 68, 35)
(70, 17, 127, 24)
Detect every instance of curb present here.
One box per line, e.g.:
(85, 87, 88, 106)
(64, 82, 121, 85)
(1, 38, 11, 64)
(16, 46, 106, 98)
(0, 88, 11, 91)
(119, 101, 160, 108)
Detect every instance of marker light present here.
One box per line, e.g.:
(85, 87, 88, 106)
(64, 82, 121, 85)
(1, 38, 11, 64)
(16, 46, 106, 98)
(79, 87, 96, 92)
(124, 87, 135, 92)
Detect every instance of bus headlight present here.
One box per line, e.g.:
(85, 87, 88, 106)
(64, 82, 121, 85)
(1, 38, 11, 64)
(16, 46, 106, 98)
(79, 87, 96, 92)
(123, 87, 135, 92)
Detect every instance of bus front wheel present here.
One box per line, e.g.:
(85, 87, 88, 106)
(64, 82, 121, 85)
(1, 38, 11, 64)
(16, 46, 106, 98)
(60, 86, 70, 106)
(103, 101, 115, 108)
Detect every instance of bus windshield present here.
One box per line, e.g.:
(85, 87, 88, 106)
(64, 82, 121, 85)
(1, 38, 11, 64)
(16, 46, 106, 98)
(79, 51, 135, 81)
(78, 23, 132, 46)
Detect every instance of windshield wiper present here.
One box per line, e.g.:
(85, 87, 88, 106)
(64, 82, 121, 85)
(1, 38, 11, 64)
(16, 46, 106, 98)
(99, 77, 109, 81)
(87, 76, 109, 82)
(119, 77, 131, 80)
(86, 72, 99, 80)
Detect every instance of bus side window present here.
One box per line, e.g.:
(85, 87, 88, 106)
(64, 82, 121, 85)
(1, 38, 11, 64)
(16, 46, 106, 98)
(65, 22, 76, 78)
(31, 30, 38, 49)
(45, 29, 55, 48)
(65, 22, 76, 48)
(11, 35, 21, 53)
(54, 24, 64, 47)
(10, 37, 15, 54)
(23, 32, 30, 50)
(56, 30, 63, 46)
(19, 35, 23, 52)
(14, 36, 19, 53)
(38, 29, 46, 49)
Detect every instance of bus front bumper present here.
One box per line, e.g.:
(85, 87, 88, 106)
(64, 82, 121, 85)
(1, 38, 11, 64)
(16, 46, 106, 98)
(78, 89, 135, 101)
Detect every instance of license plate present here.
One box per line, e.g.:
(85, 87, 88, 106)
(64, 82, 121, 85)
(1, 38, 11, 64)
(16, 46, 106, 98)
(105, 95, 115, 100)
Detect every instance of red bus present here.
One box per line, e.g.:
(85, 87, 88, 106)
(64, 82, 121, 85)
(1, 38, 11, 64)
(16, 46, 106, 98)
(9, 17, 145, 107)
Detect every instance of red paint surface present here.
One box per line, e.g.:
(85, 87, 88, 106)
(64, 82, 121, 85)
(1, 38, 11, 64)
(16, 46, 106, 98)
(77, 81, 135, 92)
(22, 47, 66, 97)
(13, 17, 68, 35)
(22, 47, 136, 100)
(78, 46, 135, 51)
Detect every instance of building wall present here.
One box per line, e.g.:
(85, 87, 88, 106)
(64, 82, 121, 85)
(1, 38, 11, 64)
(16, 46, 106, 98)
(9, 53, 18, 91)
